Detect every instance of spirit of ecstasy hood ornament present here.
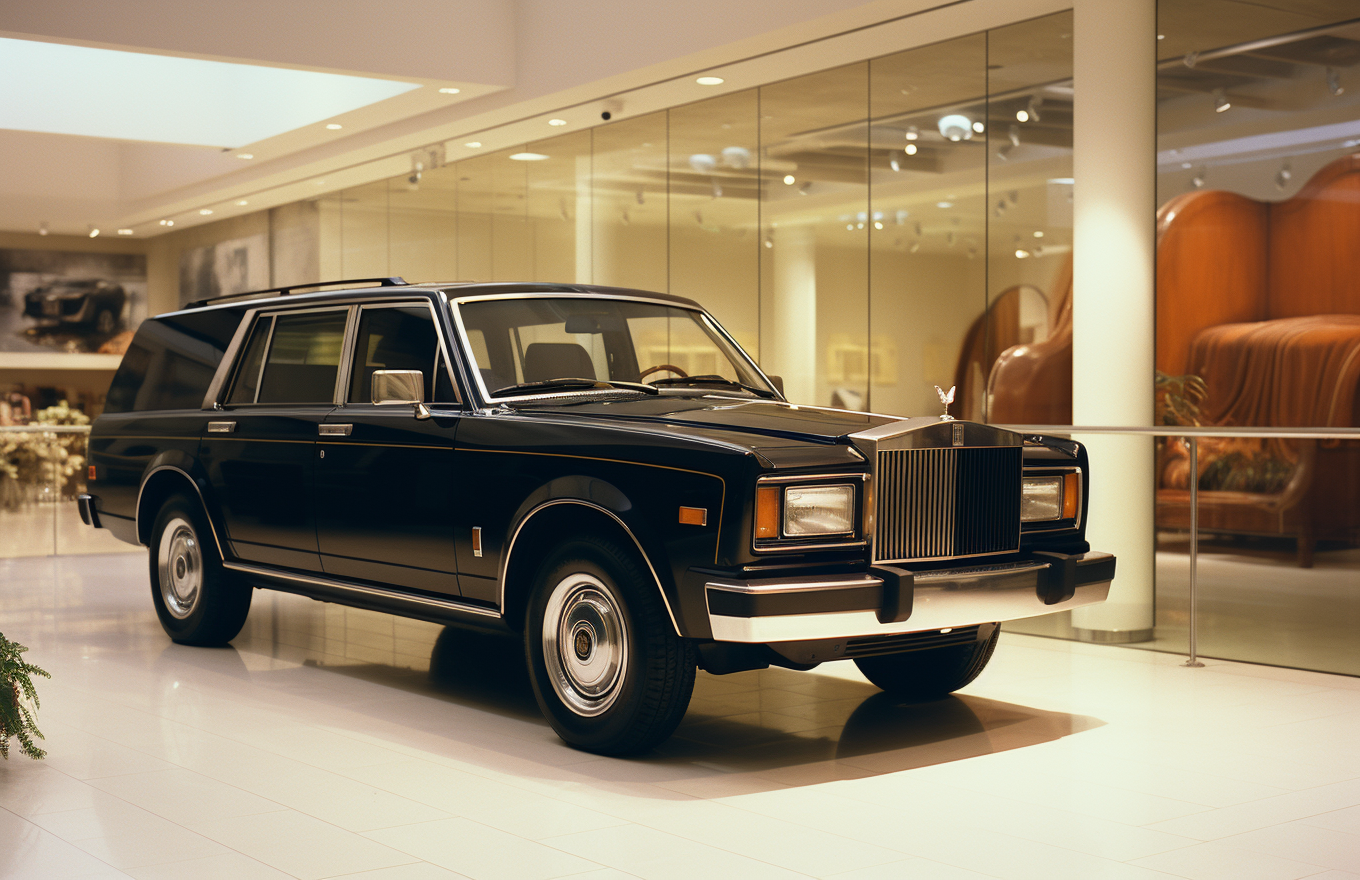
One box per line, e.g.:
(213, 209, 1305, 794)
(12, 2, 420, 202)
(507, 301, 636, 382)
(934, 384, 956, 421)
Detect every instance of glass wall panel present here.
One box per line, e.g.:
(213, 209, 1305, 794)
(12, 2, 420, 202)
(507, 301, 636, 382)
(340, 180, 391, 278)
(455, 150, 500, 281)
(489, 149, 530, 281)
(525, 131, 593, 283)
(668, 91, 761, 356)
(591, 113, 669, 292)
(1149, 0, 1360, 674)
(868, 34, 988, 420)
(390, 162, 458, 284)
(759, 62, 870, 408)
(317, 192, 344, 282)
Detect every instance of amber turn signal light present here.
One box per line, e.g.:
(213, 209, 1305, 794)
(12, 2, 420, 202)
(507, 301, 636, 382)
(755, 486, 780, 539)
(88, 465, 96, 481)
(678, 506, 707, 526)
(1062, 473, 1080, 520)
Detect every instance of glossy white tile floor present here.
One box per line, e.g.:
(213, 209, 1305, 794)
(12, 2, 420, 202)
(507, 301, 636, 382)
(3, 552, 1360, 880)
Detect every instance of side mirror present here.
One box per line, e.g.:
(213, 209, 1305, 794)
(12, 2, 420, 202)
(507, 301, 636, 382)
(767, 374, 785, 396)
(372, 370, 424, 405)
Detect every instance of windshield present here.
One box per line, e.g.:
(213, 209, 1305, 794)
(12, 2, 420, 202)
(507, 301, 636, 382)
(454, 297, 774, 400)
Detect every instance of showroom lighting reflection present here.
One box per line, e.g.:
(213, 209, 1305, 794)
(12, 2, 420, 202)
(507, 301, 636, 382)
(1213, 89, 1231, 113)
(905, 126, 919, 140)
(236, 153, 253, 159)
(159, 219, 174, 226)
(938, 114, 972, 142)
(465, 141, 481, 148)
(890, 158, 900, 172)
(326, 123, 343, 130)
(509, 152, 549, 161)
(117, 228, 133, 235)
(438, 87, 461, 94)
(548, 118, 567, 126)
(905, 143, 918, 155)
(972, 121, 985, 133)
(1016, 109, 1030, 122)
(199, 208, 213, 215)
(88, 227, 99, 238)
(236, 200, 249, 206)
(38, 222, 48, 236)
(695, 76, 724, 86)
(783, 174, 795, 185)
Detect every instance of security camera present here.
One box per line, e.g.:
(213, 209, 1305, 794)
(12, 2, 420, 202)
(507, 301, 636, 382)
(601, 111, 612, 121)
(600, 99, 623, 122)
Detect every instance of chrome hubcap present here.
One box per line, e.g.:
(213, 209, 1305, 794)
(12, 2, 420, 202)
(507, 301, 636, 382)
(542, 573, 627, 717)
(158, 517, 202, 619)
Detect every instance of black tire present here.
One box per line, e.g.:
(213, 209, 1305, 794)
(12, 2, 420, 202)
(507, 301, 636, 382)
(853, 626, 1000, 700)
(148, 494, 251, 646)
(524, 536, 696, 755)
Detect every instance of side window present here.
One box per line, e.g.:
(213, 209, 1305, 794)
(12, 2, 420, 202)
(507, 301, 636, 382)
(256, 310, 348, 405)
(348, 306, 456, 403)
(226, 316, 272, 405)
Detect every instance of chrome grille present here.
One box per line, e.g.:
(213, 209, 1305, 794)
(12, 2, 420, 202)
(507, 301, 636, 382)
(874, 446, 1021, 562)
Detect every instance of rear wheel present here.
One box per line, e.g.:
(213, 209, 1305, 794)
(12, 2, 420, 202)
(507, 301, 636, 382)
(853, 626, 1000, 700)
(525, 536, 695, 755)
(149, 494, 251, 646)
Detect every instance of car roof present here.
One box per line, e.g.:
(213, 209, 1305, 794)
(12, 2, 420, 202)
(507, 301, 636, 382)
(175, 279, 703, 316)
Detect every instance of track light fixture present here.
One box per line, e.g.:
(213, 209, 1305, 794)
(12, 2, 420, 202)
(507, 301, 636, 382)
(1327, 67, 1344, 97)
(1025, 95, 1042, 123)
(1213, 89, 1231, 113)
(1192, 166, 1207, 188)
(1275, 162, 1292, 190)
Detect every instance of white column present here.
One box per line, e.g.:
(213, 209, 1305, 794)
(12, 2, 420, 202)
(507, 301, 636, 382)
(574, 154, 593, 284)
(769, 225, 818, 404)
(1069, 0, 1157, 640)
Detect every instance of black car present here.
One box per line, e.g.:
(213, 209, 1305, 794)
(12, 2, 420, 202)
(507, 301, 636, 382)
(80, 277, 1114, 755)
(23, 278, 127, 334)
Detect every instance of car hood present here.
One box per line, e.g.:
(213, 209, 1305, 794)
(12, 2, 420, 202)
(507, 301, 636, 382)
(520, 394, 899, 444)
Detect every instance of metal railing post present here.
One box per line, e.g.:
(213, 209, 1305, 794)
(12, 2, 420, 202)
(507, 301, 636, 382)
(1182, 435, 1203, 668)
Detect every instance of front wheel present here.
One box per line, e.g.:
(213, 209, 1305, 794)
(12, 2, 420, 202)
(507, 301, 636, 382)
(149, 494, 251, 646)
(853, 625, 1000, 700)
(525, 537, 695, 755)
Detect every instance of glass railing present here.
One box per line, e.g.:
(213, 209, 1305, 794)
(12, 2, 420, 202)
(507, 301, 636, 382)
(1002, 424, 1360, 678)
(0, 425, 140, 559)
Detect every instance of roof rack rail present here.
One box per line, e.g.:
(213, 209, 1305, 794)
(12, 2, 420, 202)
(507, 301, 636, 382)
(187, 277, 408, 309)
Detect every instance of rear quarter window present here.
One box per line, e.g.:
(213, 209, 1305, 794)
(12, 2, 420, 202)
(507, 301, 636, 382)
(103, 309, 244, 413)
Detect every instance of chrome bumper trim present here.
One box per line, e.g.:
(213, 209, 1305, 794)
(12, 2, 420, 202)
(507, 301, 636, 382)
(706, 552, 1113, 643)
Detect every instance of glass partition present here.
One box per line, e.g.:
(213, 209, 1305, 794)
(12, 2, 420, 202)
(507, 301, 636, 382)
(591, 112, 669, 292)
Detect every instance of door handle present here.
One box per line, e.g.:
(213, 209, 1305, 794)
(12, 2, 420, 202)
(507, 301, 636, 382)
(207, 421, 236, 433)
(318, 424, 352, 436)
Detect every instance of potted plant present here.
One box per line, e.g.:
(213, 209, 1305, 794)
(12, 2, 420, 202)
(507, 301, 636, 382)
(0, 632, 50, 760)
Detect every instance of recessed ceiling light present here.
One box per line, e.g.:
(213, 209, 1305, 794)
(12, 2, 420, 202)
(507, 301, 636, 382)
(695, 76, 724, 86)
(783, 174, 795, 185)
(972, 121, 985, 133)
(548, 118, 567, 126)
(159, 219, 174, 226)
(1033, 230, 1044, 238)
(88, 227, 100, 238)
(199, 208, 214, 215)
(38, 222, 49, 236)
(464, 141, 481, 148)
(438, 87, 461, 94)
(1016, 109, 1030, 122)
(117, 228, 134, 235)
(936, 201, 953, 209)
(236, 153, 253, 159)
(905, 143, 918, 156)
(1157, 34, 1165, 40)
(236, 200, 249, 206)
(326, 123, 343, 130)
(508, 152, 549, 161)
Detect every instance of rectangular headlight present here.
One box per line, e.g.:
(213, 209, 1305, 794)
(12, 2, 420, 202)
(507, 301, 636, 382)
(1021, 475, 1080, 522)
(783, 484, 855, 536)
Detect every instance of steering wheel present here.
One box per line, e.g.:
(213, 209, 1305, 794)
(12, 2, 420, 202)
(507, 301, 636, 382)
(639, 364, 688, 381)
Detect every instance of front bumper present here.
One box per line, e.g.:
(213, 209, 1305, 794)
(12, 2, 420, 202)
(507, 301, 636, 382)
(705, 551, 1114, 643)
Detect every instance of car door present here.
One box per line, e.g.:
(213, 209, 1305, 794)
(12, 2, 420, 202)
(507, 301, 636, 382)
(199, 306, 348, 571)
(312, 301, 465, 595)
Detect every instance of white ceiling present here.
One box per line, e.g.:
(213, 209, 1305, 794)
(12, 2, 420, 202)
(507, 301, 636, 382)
(0, 0, 1055, 239)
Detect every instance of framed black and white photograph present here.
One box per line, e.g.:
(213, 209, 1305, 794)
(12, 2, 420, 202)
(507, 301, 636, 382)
(0, 248, 147, 355)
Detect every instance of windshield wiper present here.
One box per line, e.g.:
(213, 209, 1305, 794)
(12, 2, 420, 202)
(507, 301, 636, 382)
(646, 375, 778, 399)
(490, 377, 658, 397)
